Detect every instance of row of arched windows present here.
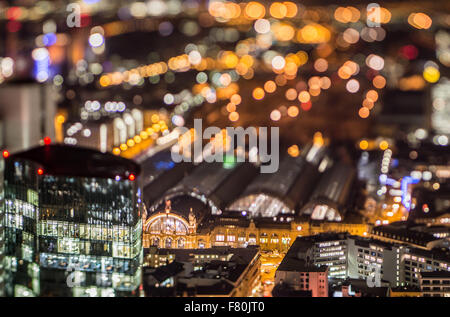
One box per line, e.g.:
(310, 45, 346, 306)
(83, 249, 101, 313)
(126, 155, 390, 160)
(214, 232, 291, 245)
(151, 237, 185, 248)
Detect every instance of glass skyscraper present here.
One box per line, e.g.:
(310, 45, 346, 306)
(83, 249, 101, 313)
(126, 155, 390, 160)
(2, 144, 142, 297)
(0, 152, 5, 297)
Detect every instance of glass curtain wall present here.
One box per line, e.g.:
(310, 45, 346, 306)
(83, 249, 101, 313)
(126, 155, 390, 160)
(3, 158, 142, 297)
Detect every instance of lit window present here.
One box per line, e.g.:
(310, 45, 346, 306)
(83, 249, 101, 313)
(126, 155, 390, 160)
(216, 234, 225, 242)
(227, 235, 235, 242)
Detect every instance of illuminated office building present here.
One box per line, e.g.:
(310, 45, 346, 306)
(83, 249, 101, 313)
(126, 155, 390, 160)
(287, 232, 450, 288)
(3, 144, 142, 297)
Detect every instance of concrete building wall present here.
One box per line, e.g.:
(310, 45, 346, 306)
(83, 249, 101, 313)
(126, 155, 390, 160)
(0, 83, 56, 153)
(0, 157, 4, 297)
(275, 270, 328, 297)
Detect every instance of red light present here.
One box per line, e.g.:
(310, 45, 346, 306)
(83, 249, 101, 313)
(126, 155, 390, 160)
(6, 7, 21, 20)
(6, 20, 21, 33)
(128, 174, 136, 181)
(400, 45, 419, 60)
(37, 168, 44, 175)
(44, 137, 51, 145)
(80, 14, 91, 27)
(301, 101, 312, 111)
(2, 150, 9, 158)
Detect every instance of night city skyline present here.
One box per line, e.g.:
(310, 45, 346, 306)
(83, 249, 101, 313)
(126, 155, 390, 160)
(0, 0, 449, 304)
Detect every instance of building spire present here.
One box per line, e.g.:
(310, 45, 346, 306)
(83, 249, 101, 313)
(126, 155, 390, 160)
(165, 200, 171, 213)
(188, 208, 196, 234)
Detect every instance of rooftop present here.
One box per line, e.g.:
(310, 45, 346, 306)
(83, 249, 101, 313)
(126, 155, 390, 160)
(332, 279, 389, 297)
(278, 257, 328, 273)
(143, 144, 359, 223)
(145, 261, 184, 284)
(9, 144, 140, 179)
(371, 222, 441, 246)
(144, 246, 260, 296)
(151, 246, 260, 265)
(277, 236, 330, 272)
(389, 286, 421, 292)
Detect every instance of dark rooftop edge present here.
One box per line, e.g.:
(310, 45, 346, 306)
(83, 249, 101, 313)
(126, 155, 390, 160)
(8, 144, 141, 179)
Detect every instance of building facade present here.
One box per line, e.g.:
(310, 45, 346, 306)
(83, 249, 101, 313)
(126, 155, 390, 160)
(2, 144, 143, 297)
(285, 233, 450, 289)
(0, 152, 5, 296)
(0, 82, 56, 153)
(143, 247, 261, 297)
(143, 203, 370, 253)
(419, 271, 450, 297)
(275, 240, 329, 297)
